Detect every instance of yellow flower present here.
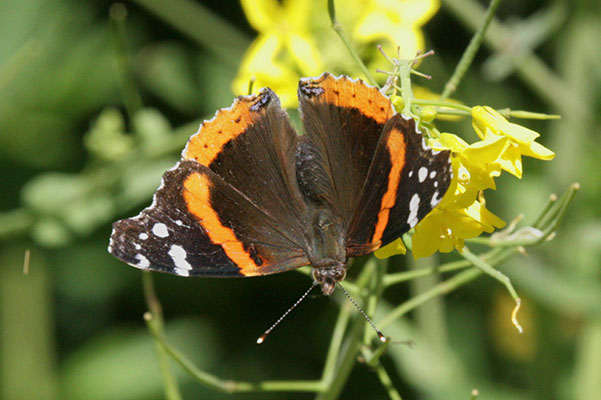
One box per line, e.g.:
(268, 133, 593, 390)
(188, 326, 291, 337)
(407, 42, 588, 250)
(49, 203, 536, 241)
(412, 198, 505, 258)
(407, 133, 506, 258)
(233, 0, 324, 106)
(234, 0, 440, 107)
(431, 133, 506, 203)
(471, 106, 555, 178)
(354, 0, 439, 72)
(375, 237, 407, 259)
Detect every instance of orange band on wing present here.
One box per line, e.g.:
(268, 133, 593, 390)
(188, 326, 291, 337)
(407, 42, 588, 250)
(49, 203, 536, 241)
(371, 127, 406, 244)
(183, 94, 263, 166)
(182, 172, 262, 275)
(301, 74, 394, 124)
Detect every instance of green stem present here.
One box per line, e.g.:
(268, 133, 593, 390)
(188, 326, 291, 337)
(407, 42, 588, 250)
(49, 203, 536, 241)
(384, 258, 473, 287)
(375, 364, 404, 400)
(318, 259, 379, 400)
(440, 0, 502, 100)
(500, 109, 561, 120)
(142, 272, 182, 400)
(328, 0, 378, 86)
(536, 182, 579, 232)
(442, 0, 590, 121)
(461, 247, 520, 301)
(363, 258, 387, 344)
(109, 3, 143, 120)
(379, 267, 483, 329)
(0, 209, 35, 241)
(412, 99, 473, 113)
(132, 0, 249, 67)
(398, 61, 414, 116)
(320, 303, 353, 383)
(316, 316, 365, 400)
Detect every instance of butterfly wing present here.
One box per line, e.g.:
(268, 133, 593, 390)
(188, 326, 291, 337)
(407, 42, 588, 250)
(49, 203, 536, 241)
(297, 73, 452, 256)
(297, 73, 395, 226)
(110, 89, 311, 277)
(346, 114, 452, 255)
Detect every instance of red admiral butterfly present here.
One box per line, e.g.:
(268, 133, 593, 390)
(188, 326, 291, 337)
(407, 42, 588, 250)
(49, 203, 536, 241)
(109, 73, 452, 297)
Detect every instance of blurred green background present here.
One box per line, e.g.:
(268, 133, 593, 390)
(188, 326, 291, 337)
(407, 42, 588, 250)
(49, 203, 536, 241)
(1, 0, 600, 399)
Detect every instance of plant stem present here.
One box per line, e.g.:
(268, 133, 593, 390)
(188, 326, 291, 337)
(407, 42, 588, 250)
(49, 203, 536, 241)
(316, 316, 365, 400)
(132, 0, 249, 67)
(376, 364, 404, 400)
(380, 267, 483, 329)
(363, 258, 387, 344)
(109, 3, 143, 120)
(328, 0, 378, 86)
(321, 297, 353, 383)
(142, 272, 182, 400)
(384, 259, 472, 286)
(0, 209, 34, 240)
(412, 99, 473, 113)
(461, 246, 522, 332)
(442, 0, 590, 121)
(318, 259, 380, 400)
(440, 0, 502, 100)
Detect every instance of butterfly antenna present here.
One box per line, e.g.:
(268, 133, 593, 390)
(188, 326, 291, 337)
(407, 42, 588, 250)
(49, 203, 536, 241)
(257, 281, 319, 344)
(336, 282, 388, 343)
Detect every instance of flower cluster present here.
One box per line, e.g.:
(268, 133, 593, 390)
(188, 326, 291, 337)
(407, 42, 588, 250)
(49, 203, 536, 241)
(234, 0, 439, 106)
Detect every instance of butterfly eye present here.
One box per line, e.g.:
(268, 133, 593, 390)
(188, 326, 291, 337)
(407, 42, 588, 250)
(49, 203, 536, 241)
(334, 269, 346, 282)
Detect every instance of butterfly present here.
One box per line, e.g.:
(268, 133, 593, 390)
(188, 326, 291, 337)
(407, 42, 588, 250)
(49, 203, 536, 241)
(109, 73, 452, 296)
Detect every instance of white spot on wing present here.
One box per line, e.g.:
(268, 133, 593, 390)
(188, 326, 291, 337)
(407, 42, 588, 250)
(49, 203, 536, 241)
(408, 170, 414, 178)
(407, 193, 420, 227)
(135, 254, 150, 268)
(152, 223, 169, 238)
(134, 243, 141, 250)
(431, 191, 442, 208)
(418, 167, 428, 183)
(434, 181, 439, 188)
(139, 233, 149, 240)
(429, 170, 437, 179)
(175, 220, 183, 226)
(168, 244, 192, 272)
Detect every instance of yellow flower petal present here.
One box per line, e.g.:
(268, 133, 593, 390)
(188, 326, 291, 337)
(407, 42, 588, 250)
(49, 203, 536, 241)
(464, 201, 505, 232)
(375, 237, 407, 259)
(471, 105, 555, 178)
(287, 34, 324, 74)
(240, 0, 280, 32)
(503, 122, 540, 144)
(497, 143, 524, 178)
(521, 140, 556, 160)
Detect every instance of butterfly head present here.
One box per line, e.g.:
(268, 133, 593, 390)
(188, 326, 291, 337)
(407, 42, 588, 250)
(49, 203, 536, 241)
(312, 264, 346, 296)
